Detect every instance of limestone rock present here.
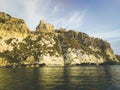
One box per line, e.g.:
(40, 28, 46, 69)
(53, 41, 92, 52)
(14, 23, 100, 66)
(0, 12, 29, 33)
(0, 58, 9, 67)
(57, 29, 119, 65)
(0, 12, 119, 67)
(0, 12, 11, 21)
(36, 20, 54, 32)
(116, 55, 120, 61)
(0, 12, 29, 53)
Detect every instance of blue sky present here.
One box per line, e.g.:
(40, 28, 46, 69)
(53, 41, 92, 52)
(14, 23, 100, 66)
(0, 0, 120, 54)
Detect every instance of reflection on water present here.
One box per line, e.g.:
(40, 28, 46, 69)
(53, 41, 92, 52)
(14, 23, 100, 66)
(0, 65, 120, 90)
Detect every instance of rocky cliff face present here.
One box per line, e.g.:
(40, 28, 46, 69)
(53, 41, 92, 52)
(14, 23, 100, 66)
(0, 12, 29, 53)
(56, 29, 119, 65)
(36, 20, 54, 32)
(116, 55, 120, 61)
(0, 12, 119, 67)
(0, 12, 29, 33)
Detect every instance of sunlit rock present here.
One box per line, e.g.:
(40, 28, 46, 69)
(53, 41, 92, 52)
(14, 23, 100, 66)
(0, 12, 119, 67)
(36, 20, 54, 32)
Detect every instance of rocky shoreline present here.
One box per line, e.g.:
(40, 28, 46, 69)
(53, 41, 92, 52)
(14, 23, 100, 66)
(1, 62, 119, 68)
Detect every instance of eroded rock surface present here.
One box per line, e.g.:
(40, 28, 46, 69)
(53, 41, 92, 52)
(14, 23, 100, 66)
(0, 12, 119, 67)
(36, 20, 54, 32)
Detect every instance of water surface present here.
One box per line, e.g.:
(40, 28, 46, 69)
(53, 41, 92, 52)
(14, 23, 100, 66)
(0, 65, 120, 90)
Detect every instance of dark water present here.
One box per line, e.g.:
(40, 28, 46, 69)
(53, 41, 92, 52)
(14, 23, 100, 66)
(0, 65, 120, 90)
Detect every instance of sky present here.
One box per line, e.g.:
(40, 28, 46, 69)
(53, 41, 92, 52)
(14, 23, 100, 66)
(0, 0, 120, 54)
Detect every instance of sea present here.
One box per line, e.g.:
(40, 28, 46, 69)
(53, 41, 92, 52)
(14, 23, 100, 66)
(0, 65, 120, 90)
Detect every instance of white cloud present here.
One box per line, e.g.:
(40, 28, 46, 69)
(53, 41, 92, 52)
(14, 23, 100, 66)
(91, 30, 120, 40)
(52, 6, 59, 14)
(22, 0, 40, 30)
(22, 0, 53, 30)
(0, 0, 5, 8)
(52, 4, 64, 15)
(0, 0, 86, 31)
(52, 10, 86, 30)
(0, 0, 53, 30)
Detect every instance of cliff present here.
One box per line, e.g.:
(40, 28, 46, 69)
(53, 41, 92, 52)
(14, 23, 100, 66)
(0, 12, 30, 58)
(36, 20, 54, 32)
(116, 55, 120, 61)
(0, 12, 29, 33)
(0, 12, 119, 67)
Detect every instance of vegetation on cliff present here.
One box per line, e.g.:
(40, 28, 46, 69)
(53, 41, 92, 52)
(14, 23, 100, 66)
(116, 55, 120, 61)
(0, 12, 119, 67)
(0, 12, 29, 33)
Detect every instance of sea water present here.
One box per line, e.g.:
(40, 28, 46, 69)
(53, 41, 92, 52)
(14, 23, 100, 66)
(0, 65, 120, 90)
